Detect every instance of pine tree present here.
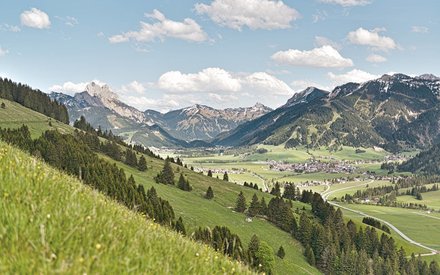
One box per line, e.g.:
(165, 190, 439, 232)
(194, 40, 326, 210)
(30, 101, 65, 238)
(247, 234, 260, 268)
(155, 158, 175, 185)
(270, 182, 281, 197)
(125, 149, 138, 167)
(174, 216, 186, 235)
(178, 174, 186, 190)
(205, 186, 214, 199)
(128, 175, 136, 185)
(283, 183, 296, 200)
(207, 170, 213, 177)
(248, 194, 260, 217)
(223, 172, 229, 181)
(277, 246, 285, 259)
(259, 197, 268, 216)
(235, 191, 247, 213)
(138, 155, 147, 171)
(177, 174, 192, 191)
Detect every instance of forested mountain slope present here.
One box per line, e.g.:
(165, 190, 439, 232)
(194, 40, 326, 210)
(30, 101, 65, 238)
(214, 74, 440, 151)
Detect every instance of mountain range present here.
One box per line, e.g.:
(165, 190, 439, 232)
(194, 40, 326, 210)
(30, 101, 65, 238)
(50, 83, 272, 147)
(50, 73, 440, 150)
(214, 73, 440, 151)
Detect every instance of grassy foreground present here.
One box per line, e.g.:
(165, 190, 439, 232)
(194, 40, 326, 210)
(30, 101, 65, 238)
(0, 142, 251, 274)
(0, 98, 318, 274)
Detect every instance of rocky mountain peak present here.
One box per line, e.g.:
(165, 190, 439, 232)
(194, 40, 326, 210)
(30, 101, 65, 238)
(417, 74, 440, 81)
(85, 82, 118, 100)
(283, 87, 329, 108)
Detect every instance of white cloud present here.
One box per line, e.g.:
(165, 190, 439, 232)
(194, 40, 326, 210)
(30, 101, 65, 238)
(271, 45, 353, 68)
(154, 67, 295, 107)
(328, 69, 378, 85)
(158, 68, 241, 93)
(347, 27, 396, 51)
(121, 81, 146, 94)
(108, 9, 208, 44)
(49, 70, 294, 111)
(20, 8, 51, 29)
(244, 72, 293, 95)
(0, 47, 8, 57)
(314, 36, 341, 50)
(0, 24, 21, 32)
(156, 68, 294, 97)
(49, 80, 107, 95)
(319, 0, 371, 7)
(366, 53, 387, 63)
(195, 0, 300, 30)
(411, 26, 429, 33)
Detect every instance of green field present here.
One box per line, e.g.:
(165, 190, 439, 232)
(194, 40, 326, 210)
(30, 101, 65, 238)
(325, 180, 393, 200)
(99, 153, 319, 274)
(0, 100, 72, 138)
(338, 203, 440, 254)
(3, 99, 439, 272)
(0, 100, 318, 274)
(0, 141, 251, 274)
(180, 144, 391, 192)
(397, 189, 440, 210)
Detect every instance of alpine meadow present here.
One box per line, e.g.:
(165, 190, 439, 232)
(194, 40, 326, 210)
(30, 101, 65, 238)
(1, 1, 440, 274)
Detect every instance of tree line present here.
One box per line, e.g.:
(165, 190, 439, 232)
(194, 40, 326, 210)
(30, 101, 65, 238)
(230, 185, 440, 274)
(0, 126, 183, 231)
(0, 77, 69, 123)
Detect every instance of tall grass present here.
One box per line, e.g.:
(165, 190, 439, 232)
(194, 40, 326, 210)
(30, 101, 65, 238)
(0, 142, 251, 274)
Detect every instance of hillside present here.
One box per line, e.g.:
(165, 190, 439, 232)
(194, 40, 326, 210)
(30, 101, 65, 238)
(0, 141, 251, 274)
(0, 99, 72, 138)
(399, 142, 440, 175)
(0, 98, 319, 274)
(214, 74, 440, 151)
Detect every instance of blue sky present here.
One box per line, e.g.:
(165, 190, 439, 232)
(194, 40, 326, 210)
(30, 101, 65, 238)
(0, 0, 439, 112)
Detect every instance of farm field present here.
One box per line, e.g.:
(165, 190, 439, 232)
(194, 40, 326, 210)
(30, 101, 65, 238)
(324, 180, 393, 200)
(397, 189, 440, 210)
(337, 203, 440, 252)
(180, 144, 394, 192)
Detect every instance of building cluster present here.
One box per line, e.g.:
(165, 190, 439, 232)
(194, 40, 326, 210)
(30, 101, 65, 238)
(268, 159, 356, 174)
(193, 167, 245, 175)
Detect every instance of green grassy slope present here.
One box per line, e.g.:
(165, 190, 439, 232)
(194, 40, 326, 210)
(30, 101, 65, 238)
(100, 154, 319, 275)
(0, 98, 318, 274)
(0, 99, 72, 138)
(0, 142, 251, 274)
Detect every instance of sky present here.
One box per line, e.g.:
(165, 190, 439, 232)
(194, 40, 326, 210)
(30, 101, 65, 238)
(0, 0, 439, 112)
